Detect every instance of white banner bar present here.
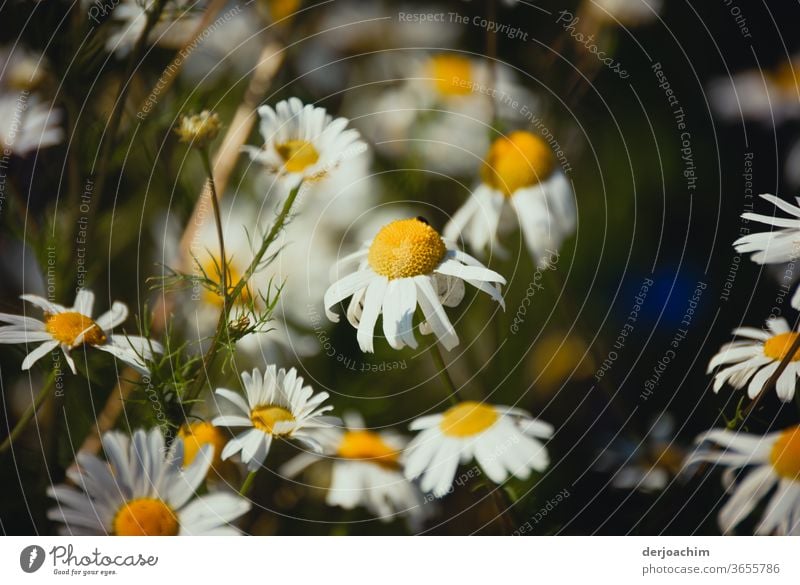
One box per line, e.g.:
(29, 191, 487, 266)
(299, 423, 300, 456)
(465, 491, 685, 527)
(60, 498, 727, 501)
(1, 536, 798, 584)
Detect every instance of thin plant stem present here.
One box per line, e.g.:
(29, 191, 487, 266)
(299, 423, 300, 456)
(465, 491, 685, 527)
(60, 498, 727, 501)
(185, 182, 304, 402)
(428, 342, 463, 405)
(740, 327, 800, 423)
(1, 370, 56, 454)
(199, 147, 228, 318)
(239, 469, 258, 496)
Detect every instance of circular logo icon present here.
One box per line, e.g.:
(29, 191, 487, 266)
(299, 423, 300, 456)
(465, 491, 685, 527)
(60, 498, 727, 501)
(20, 545, 46, 573)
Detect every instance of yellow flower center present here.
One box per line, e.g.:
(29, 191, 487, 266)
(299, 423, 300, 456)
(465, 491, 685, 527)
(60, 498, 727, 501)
(178, 421, 228, 470)
(113, 498, 179, 536)
(45, 312, 106, 346)
(428, 54, 473, 96)
(770, 426, 800, 481)
(763, 332, 800, 361)
(368, 218, 447, 279)
(201, 257, 251, 308)
(266, 0, 301, 22)
(337, 430, 400, 469)
(772, 61, 800, 95)
(276, 139, 320, 173)
(250, 405, 295, 435)
(481, 131, 556, 196)
(440, 401, 499, 438)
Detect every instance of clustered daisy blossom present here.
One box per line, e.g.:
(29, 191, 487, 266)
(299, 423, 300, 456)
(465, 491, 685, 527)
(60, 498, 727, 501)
(707, 317, 800, 402)
(212, 366, 339, 471)
(405, 401, 553, 497)
(47, 428, 251, 535)
(685, 427, 800, 535)
(243, 97, 366, 188)
(325, 217, 506, 352)
(281, 412, 430, 526)
(444, 130, 575, 267)
(0, 290, 163, 374)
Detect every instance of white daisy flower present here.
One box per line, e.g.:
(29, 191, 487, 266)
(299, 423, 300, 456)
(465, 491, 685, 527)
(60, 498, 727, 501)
(707, 317, 800, 402)
(595, 415, 684, 492)
(212, 366, 338, 471)
(733, 193, 800, 308)
(243, 97, 366, 189)
(281, 412, 431, 527)
(0, 93, 62, 157)
(324, 217, 506, 352)
(345, 53, 536, 176)
(684, 426, 800, 535)
(0, 289, 163, 374)
(405, 401, 553, 497)
(47, 427, 251, 535)
(102, 0, 196, 57)
(708, 58, 800, 125)
(444, 130, 575, 267)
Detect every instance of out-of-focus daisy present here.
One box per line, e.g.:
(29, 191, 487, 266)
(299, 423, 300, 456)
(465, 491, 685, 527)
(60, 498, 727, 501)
(243, 97, 366, 189)
(707, 317, 800, 402)
(405, 401, 553, 497)
(296, 2, 461, 95)
(102, 0, 196, 56)
(281, 412, 431, 527)
(444, 130, 575, 267)
(47, 427, 250, 535)
(530, 332, 595, 395)
(344, 52, 536, 175)
(325, 217, 506, 352)
(0, 289, 163, 374)
(0, 47, 61, 156)
(178, 420, 239, 481)
(708, 58, 800, 124)
(684, 426, 800, 535)
(582, 0, 662, 27)
(595, 415, 684, 492)
(733, 194, 800, 308)
(0, 93, 62, 157)
(212, 366, 338, 471)
(0, 46, 48, 91)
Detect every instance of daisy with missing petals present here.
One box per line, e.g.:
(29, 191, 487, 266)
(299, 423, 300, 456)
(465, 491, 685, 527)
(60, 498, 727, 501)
(707, 317, 800, 402)
(281, 412, 431, 527)
(684, 427, 800, 535)
(212, 366, 338, 471)
(404, 401, 553, 497)
(444, 130, 575, 267)
(243, 97, 366, 188)
(733, 193, 800, 308)
(47, 427, 251, 535)
(0, 289, 163, 374)
(325, 217, 506, 352)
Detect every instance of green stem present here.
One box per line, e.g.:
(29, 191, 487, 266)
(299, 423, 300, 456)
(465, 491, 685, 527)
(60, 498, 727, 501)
(199, 148, 228, 316)
(185, 182, 304, 402)
(239, 469, 258, 496)
(1, 370, 56, 454)
(429, 342, 462, 405)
